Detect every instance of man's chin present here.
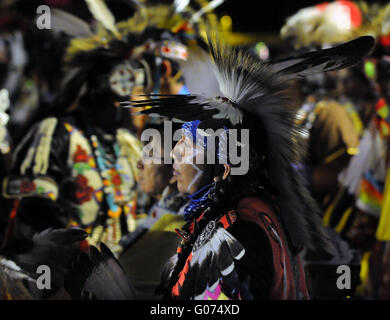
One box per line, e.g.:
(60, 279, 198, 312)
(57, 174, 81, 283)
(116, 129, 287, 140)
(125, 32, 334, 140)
(139, 182, 150, 194)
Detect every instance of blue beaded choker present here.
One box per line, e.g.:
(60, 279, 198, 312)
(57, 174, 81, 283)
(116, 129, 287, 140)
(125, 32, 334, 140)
(183, 183, 214, 222)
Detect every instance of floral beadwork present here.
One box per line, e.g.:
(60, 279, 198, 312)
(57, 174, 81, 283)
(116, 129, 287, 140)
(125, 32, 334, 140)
(73, 145, 89, 163)
(64, 122, 140, 247)
(74, 174, 94, 204)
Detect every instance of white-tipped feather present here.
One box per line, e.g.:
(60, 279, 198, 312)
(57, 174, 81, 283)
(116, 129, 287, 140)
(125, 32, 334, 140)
(201, 98, 243, 125)
(85, 0, 120, 37)
(0, 257, 36, 283)
(174, 0, 190, 12)
(210, 42, 278, 108)
(51, 8, 93, 37)
(190, 0, 226, 23)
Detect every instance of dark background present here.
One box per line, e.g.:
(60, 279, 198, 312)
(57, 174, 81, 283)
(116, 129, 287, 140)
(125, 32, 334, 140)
(6, 0, 390, 33)
(215, 0, 390, 33)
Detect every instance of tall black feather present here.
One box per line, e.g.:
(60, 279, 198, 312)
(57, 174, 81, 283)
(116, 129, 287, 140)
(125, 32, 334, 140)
(271, 36, 376, 79)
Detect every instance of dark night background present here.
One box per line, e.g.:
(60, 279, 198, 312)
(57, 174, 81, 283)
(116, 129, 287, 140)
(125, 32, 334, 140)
(215, 0, 390, 33)
(7, 0, 390, 34)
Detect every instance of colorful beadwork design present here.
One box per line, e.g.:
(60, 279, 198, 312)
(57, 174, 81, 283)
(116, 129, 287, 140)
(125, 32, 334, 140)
(3, 176, 58, 201)
(64, 122, 140, 246)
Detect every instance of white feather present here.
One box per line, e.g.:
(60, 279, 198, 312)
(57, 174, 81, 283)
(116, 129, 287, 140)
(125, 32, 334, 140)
(85, 0, 119, 37)
(51, 8, 92, 37)
(190, 0, 226, 23)
(202, 99, 243, 125)
(0, 257, 36, 283)
(174, 0, 190, 12)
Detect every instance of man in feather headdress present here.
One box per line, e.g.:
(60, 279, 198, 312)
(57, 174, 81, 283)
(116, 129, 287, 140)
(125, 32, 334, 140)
(123, 33, 375, 299)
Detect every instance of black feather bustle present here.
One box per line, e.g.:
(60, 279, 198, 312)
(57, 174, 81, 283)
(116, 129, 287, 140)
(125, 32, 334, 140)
(68, 243, 136, 300)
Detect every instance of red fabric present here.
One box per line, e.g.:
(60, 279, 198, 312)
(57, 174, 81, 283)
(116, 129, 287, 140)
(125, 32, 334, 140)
(237, 197, 309, 300)
(172, 252, 193, 297)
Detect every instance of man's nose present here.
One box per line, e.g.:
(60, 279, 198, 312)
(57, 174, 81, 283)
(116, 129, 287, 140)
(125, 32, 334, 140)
(171, 143, 182, 163)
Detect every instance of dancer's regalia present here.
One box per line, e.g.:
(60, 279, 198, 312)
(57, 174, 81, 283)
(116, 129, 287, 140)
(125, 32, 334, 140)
(281, 1, 368, 207)
(2, 1, 147, 256)
(123, 35, 375, 299)
(352, 4, 390, 298)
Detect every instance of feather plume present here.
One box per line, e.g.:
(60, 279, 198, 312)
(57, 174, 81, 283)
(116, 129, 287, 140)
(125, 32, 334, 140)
(0, 257, 35, 284)
(16, 229, 87, 287)
(190, 0, 226, 23)
(0, 258, 35, 299)
(65, 243, 136, 300)
(174, 0, 190, 12)
(51, 8, 92, 38)
(188, 226, 245, 299)
(1, 228, 88, 291)
(85, 0, 120, 38)
(271, 36, 375, 79)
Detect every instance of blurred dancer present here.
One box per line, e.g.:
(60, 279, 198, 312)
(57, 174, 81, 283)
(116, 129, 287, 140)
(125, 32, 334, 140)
(2, 1, 145, 256)
(281, 0, 365, 207)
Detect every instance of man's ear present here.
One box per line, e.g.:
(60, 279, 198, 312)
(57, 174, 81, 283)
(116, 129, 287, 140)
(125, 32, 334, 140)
(222, 164, 231, 180)
(213, 164, 231, 183)
(162, 59, 172, 78)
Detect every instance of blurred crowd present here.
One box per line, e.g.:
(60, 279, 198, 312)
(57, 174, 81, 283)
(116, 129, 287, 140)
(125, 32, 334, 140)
(0, 0, 390, 300)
